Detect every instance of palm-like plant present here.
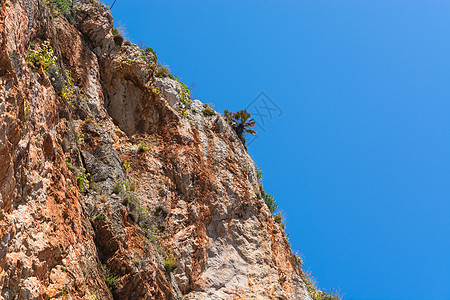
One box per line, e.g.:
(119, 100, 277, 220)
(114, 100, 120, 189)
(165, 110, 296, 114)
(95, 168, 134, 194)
(223, 109, 256, 145)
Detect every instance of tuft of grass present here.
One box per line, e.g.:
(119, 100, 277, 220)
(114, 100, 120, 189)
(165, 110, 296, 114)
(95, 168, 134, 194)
(101, 264, 119, 291)
(156, 64, 176, 80)
(65, 158, 73, 170)
(202, 105, 216, 116)
(163, 253, 178, 273)
(273, 212, 283, 225)
(137, 141, 150, 153)
(112, 28, 120, 37)
(302, 270, 341, 300)
(123, 159, 132, 174)
(92, 213, 106, 222)
(144, 47, 157, 59)
(113, 181, 124, 194)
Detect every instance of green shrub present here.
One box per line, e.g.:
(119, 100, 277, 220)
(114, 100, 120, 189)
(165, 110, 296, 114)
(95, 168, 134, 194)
(113, 181, 124, 194)
(263, 192, 277, 214)
(273, 212, 283, 225)
(177, 80, 192, 106)
(178, 108, 187, 117)
(156, 64, 176, 80)
(154, 205, 168, 218)
(121, 191, 139, 208)
(53, 0, 73, 17)
(112, 27, 125, 46)
(163, 253, 178, 273)
(157, 223, 166, 232)
(123, 159, 132, 174)
(101, 264, 119, 291)
(114, 35, 124, 46)
(75, 131, 84, 144)
(144, 47, 157, 59)
(202, 105, 216, 116)
(26, 41, 56, 73)
(113, 179, 135, 195)
(255, 165, 279, 214)
(124, 179, 135, 192)
(65, 158, 73, 170)
(137, 141, 150, 153)
(44, 0, 74, 20)
(179, 92, 192, 106)
(76, 168, 90, 193)
(61, 70, 75, 101)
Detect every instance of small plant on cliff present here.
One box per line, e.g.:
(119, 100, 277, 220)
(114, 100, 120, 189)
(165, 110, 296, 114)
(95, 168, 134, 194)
(24, 103, 31, 122)
(112, 27, 124, 46)
(178, 80, 192, 106)
(75, 131, 84, 144)
(26, 41, 56, 73)
(302, 270, 341, 300)
(178, 108, 188, 117)
(61, 70, 75, 101)
(223, 109, 256, 146)
(61, 286, 68, 295)
(137, 141, 151, 153)
(163, 252, 178, 273)
(137, 43, 158, 60)
(65, 158, 73, 170)
(262, 191, 277, 214)
(76, 167, 90, 193)
(273, 211, 285, 230)
(255, 166, 279, 214)
(53, 0, 74, 19)
(144, 47, 157, 59)
(156, 64, 176, 80)
(101, 264, 119, 291)
(123, 159, 132, 174)
(273, 211, 283, 225)
(202, 105, 216, 116)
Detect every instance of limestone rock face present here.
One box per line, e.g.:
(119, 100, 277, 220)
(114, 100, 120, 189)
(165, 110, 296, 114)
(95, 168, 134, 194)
(0, 1, 311, 299)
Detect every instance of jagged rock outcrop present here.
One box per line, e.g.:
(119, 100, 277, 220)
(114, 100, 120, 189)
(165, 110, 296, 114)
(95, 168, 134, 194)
(0, 1, 312, 299)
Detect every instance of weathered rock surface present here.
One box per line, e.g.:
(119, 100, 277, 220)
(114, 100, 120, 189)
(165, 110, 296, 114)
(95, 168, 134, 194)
(0, 0, 312, 299)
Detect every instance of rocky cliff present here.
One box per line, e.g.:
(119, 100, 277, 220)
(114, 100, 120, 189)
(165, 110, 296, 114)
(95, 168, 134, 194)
(0, 1, 315, 299)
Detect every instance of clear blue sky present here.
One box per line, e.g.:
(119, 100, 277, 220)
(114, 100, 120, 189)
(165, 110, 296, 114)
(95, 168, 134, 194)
(100, 1, 450, 299)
